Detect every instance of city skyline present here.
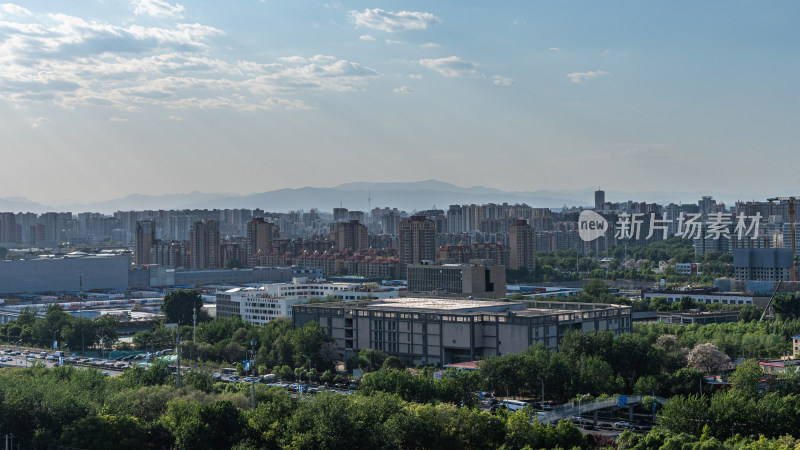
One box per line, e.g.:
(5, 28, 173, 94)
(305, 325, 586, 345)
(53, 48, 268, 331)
(2, 1, 799, 204)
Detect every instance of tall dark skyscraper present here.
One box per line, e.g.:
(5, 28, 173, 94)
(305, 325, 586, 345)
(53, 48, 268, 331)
(246, 217, 279, 265)
(134, 220, 156, 266)
(190, 220, 220, 270)
(330, 219, 369, 251)
(595, 188, 605, 211)
(509, 219, 536, 271)
(399, 216, 437, 277)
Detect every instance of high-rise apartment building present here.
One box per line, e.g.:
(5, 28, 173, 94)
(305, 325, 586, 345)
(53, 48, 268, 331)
(0, 213, 19, 244)
(446, 205, 466, 234)
(398, 216, 436, 276)
(246, 218, 279, 265)
(134, 220, 156, 266)
(594, 189, 605, 211)
(509, 219, 536, 271)
(190, 220, 220, 270)
(381, 211, 400, 235)
(330, 220, 369, 251)
(333, 207, 349, 223)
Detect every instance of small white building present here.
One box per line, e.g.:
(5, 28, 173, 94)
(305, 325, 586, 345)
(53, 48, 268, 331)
(215, 278, 399, 326)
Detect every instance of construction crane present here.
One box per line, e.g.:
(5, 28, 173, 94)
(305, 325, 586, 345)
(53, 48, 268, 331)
(760, 281, 782, 321)
(767, 196, 798, 282)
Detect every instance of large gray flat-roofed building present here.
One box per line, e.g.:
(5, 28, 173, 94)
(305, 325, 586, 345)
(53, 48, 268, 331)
(0, 253, 128, 294)
(734, 248, 794, 281)
(293, 297, 632, 366)
(407, 261, 506, 296)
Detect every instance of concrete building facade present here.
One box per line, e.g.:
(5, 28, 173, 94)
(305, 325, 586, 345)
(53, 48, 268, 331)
(407, 262, 506, 297)
(0, 254, 129, 294)
(399, 216, 436, 277)
(509, 219, 536, 271)
(293, 298, 632, 365)
(330, 220, 369, 251)
(216, 279, 399, 325)
(135, 221, 156, 266)
(190, 220, 220, 270)
(733, 248, 794, 281)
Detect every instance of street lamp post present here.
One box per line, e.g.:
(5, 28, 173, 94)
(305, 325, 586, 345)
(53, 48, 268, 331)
(51, 329, 59, 352)
(176, 331, 181, 389)
(250, 339, 257, 411)
(537, 376, 545, 404)
(577, 394, 589, 429)
(650, 387, 656, 422)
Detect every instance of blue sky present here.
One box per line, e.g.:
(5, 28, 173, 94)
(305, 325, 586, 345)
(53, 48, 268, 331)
(1, 1, 799, 204)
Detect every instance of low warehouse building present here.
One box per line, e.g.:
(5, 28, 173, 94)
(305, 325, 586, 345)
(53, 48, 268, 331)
(293, 298, 632, 366)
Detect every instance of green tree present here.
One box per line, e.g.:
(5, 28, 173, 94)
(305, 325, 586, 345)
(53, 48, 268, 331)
(161, 289, 206, 325)
(658, 394, 710, 436)
(772, 293, 800, 321)
(729, 359, 765, 398)
(162, 400, 247, 449)
(358, 348, 388, 372)
(382, 355, 404, 370)
(96, 314, 120, 350)
(60, 414, 149, 450)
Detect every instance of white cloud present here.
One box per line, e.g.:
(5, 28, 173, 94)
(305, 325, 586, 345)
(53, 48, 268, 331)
(0, 4, 32, 16)
(0, 6, 380, 112)
(359, 34, 375, 41)
(420, 42, 439, 48)
(309, 55, 336, 63)
(418, 56, 483, 79)
(109, 117, 129, 122)
(393, 85, 413, 94)
(492, 75, 513, 87)
(549, 47, 561, 51)
(566, 70, 609, 83)
(409, 74, 423, 79)
(132, 0, 185, 18)
(348, 8, 439, 33)
(31, 116, 49, 128)
(279, 56, 307, 64)
(167, 115, 183, 120)
(385, 39, 403, 45)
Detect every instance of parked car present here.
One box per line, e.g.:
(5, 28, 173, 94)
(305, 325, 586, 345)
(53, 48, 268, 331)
(614, 421, 632, 428)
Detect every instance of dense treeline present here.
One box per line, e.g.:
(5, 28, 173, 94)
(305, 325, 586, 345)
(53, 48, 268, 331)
(635, 319, 800, 360)
(620, 361, 800, 449)
(508, 238, 733, 284)
(0, 303, 119, 353)
(132, 315, 337, 374)
(468, 331, 704, 402)
(0, 362, 587, 449)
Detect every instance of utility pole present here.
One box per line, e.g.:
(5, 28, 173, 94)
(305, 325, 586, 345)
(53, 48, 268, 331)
(192, 306, 197, 343)
(176, 331, 181, 389)
(250, 339, 257, 410)
(79, 275, 84, 354)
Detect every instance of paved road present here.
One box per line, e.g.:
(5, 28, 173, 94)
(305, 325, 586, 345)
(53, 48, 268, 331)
(0, 350, 125, 376)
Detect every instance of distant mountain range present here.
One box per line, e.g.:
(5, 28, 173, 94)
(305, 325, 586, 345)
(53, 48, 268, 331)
(0, 181, 763, 214)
